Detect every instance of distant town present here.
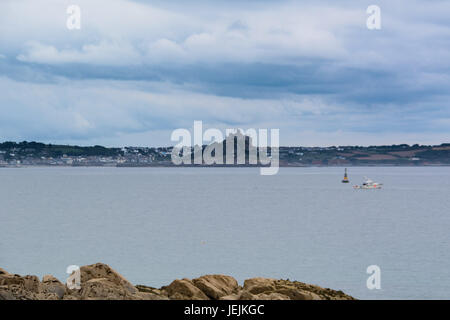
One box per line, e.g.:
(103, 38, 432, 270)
(0, 140, 449, 167)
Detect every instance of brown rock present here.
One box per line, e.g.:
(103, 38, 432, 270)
(274, 286, 320, 300)
(38, 292, 61, 300)
(41, 275, 66, 299)
(219, 293, 241, 300)
(238, 290, 255, 300)
(239, 278, 331, 300)
(0, 264, 355, 300)
(272, 279, 354, 300)
(23, 275, 40, 293)
(163, 279, 209, 300)
(253, 292, 291, 300)
(192, 275, 239, 299)
(0, 273, 39, 293)
(0, 268, 9, 276)
(80, 263, 137, 295)
(135, 284, 168, 299)
(0, 273, 25, 287)
(0, 284, 39, 300)
(243, 277, 276, 294)
(79, 278, 135, 300)
(134, 291, 170, 300)
(0, 286, 15, 300)
(0, 269, 40, 299)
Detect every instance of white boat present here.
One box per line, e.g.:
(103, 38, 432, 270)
(353, 177, 382, 189)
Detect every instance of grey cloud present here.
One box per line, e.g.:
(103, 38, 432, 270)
(0, 0, 449, 146)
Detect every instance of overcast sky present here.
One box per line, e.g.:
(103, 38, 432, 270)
(0, 0, 449, 146)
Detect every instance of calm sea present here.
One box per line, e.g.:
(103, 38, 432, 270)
(1, 166, 449, 299)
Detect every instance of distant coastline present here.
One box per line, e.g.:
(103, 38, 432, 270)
(1, 140, 449, 167)
(1, 163, 450, 169)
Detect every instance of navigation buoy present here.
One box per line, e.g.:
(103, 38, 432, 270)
(342, 168, 349, 183)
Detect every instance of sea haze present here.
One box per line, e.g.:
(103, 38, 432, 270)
(0, 166, 449, 299)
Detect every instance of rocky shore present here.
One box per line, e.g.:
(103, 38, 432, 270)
(0, 263, 355, 300)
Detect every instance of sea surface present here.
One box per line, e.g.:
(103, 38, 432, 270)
(1, 166, 449, 299)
